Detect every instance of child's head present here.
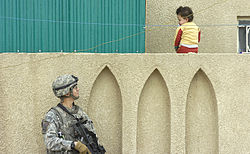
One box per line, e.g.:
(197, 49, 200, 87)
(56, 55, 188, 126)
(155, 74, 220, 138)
(176, 6, 193, 25)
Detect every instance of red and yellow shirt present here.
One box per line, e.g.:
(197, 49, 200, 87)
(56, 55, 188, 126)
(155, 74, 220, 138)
(174, 22, 201, 53)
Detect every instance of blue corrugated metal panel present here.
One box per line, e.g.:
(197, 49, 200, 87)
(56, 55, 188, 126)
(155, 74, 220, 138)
(0, 0, 145, 53)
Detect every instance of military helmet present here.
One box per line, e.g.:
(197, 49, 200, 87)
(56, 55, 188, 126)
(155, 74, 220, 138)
(52, 75, 78, 98)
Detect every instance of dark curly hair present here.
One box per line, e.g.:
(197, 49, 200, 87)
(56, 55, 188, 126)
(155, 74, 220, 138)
(176, 6, 194, 22)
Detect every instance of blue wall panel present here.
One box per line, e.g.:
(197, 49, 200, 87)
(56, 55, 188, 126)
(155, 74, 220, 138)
(0, 0, 145, 53)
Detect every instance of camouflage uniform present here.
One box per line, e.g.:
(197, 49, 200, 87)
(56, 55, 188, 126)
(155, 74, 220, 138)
(42, 104, 96, 154)
(41, 75, 96, 154)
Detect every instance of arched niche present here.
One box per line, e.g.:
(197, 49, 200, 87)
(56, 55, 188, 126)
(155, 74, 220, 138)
(137, 69, 171, 154)
(186, 69, 219, 154)
(88, 66, 122, 154)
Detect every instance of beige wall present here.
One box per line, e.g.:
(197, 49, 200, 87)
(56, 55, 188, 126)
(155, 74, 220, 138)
(146, 0, 250, 53)
(1, 53, 250, 154)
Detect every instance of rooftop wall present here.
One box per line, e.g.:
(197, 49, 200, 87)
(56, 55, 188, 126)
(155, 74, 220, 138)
(146, 0, 250, 53)
(0, 53, 250, 154)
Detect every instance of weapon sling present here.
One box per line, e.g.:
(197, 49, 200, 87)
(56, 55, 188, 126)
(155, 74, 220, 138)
(57, 103, 105, 154)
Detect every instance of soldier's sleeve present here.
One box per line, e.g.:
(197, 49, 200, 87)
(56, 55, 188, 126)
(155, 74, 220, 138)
(42, 110, 72, 151)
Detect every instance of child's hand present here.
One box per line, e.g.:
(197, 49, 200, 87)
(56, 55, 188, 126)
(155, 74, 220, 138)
(175, 46, 179, 51)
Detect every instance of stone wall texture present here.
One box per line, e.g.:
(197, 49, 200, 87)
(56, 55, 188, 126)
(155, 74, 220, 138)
(0, 53, 250, 154)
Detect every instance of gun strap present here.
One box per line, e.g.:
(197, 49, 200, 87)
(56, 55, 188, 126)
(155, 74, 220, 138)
(57, 103, 79, 121)
(57, 103, 106, 153)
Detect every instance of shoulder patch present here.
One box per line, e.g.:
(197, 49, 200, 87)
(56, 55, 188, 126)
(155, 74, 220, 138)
(41, 119, 50, 134)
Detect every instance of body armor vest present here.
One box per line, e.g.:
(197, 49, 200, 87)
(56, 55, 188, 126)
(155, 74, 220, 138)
(50, 106, 79, 141)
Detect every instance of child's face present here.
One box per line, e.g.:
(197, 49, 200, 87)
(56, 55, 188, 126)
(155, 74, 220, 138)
(177, 15, 188, 25)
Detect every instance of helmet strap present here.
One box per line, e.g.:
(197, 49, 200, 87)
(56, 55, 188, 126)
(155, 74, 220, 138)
(70, 88, 79, 100)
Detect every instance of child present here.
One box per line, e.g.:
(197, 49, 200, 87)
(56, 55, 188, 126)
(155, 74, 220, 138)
(174, 6, 201, 53)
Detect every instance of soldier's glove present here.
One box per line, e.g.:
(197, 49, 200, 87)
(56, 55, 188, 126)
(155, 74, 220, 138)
(74, 141, 91, 154)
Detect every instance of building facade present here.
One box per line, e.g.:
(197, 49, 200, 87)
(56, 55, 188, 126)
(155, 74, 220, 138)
(0, 0, 250, 153)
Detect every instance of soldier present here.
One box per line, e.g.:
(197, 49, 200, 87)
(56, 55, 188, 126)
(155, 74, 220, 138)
(41, 75, 104, 154)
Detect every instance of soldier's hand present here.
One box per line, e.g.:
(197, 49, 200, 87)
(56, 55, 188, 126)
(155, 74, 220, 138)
(74, 141, 91, 154)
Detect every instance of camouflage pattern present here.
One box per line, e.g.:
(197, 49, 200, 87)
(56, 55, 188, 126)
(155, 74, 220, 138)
(52, 75, 78, 98)
(42, 104, 96, 154)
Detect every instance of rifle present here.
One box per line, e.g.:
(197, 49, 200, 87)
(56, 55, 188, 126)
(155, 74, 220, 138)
(56, 103, 106, 154)
(72, 119, 106, 154)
